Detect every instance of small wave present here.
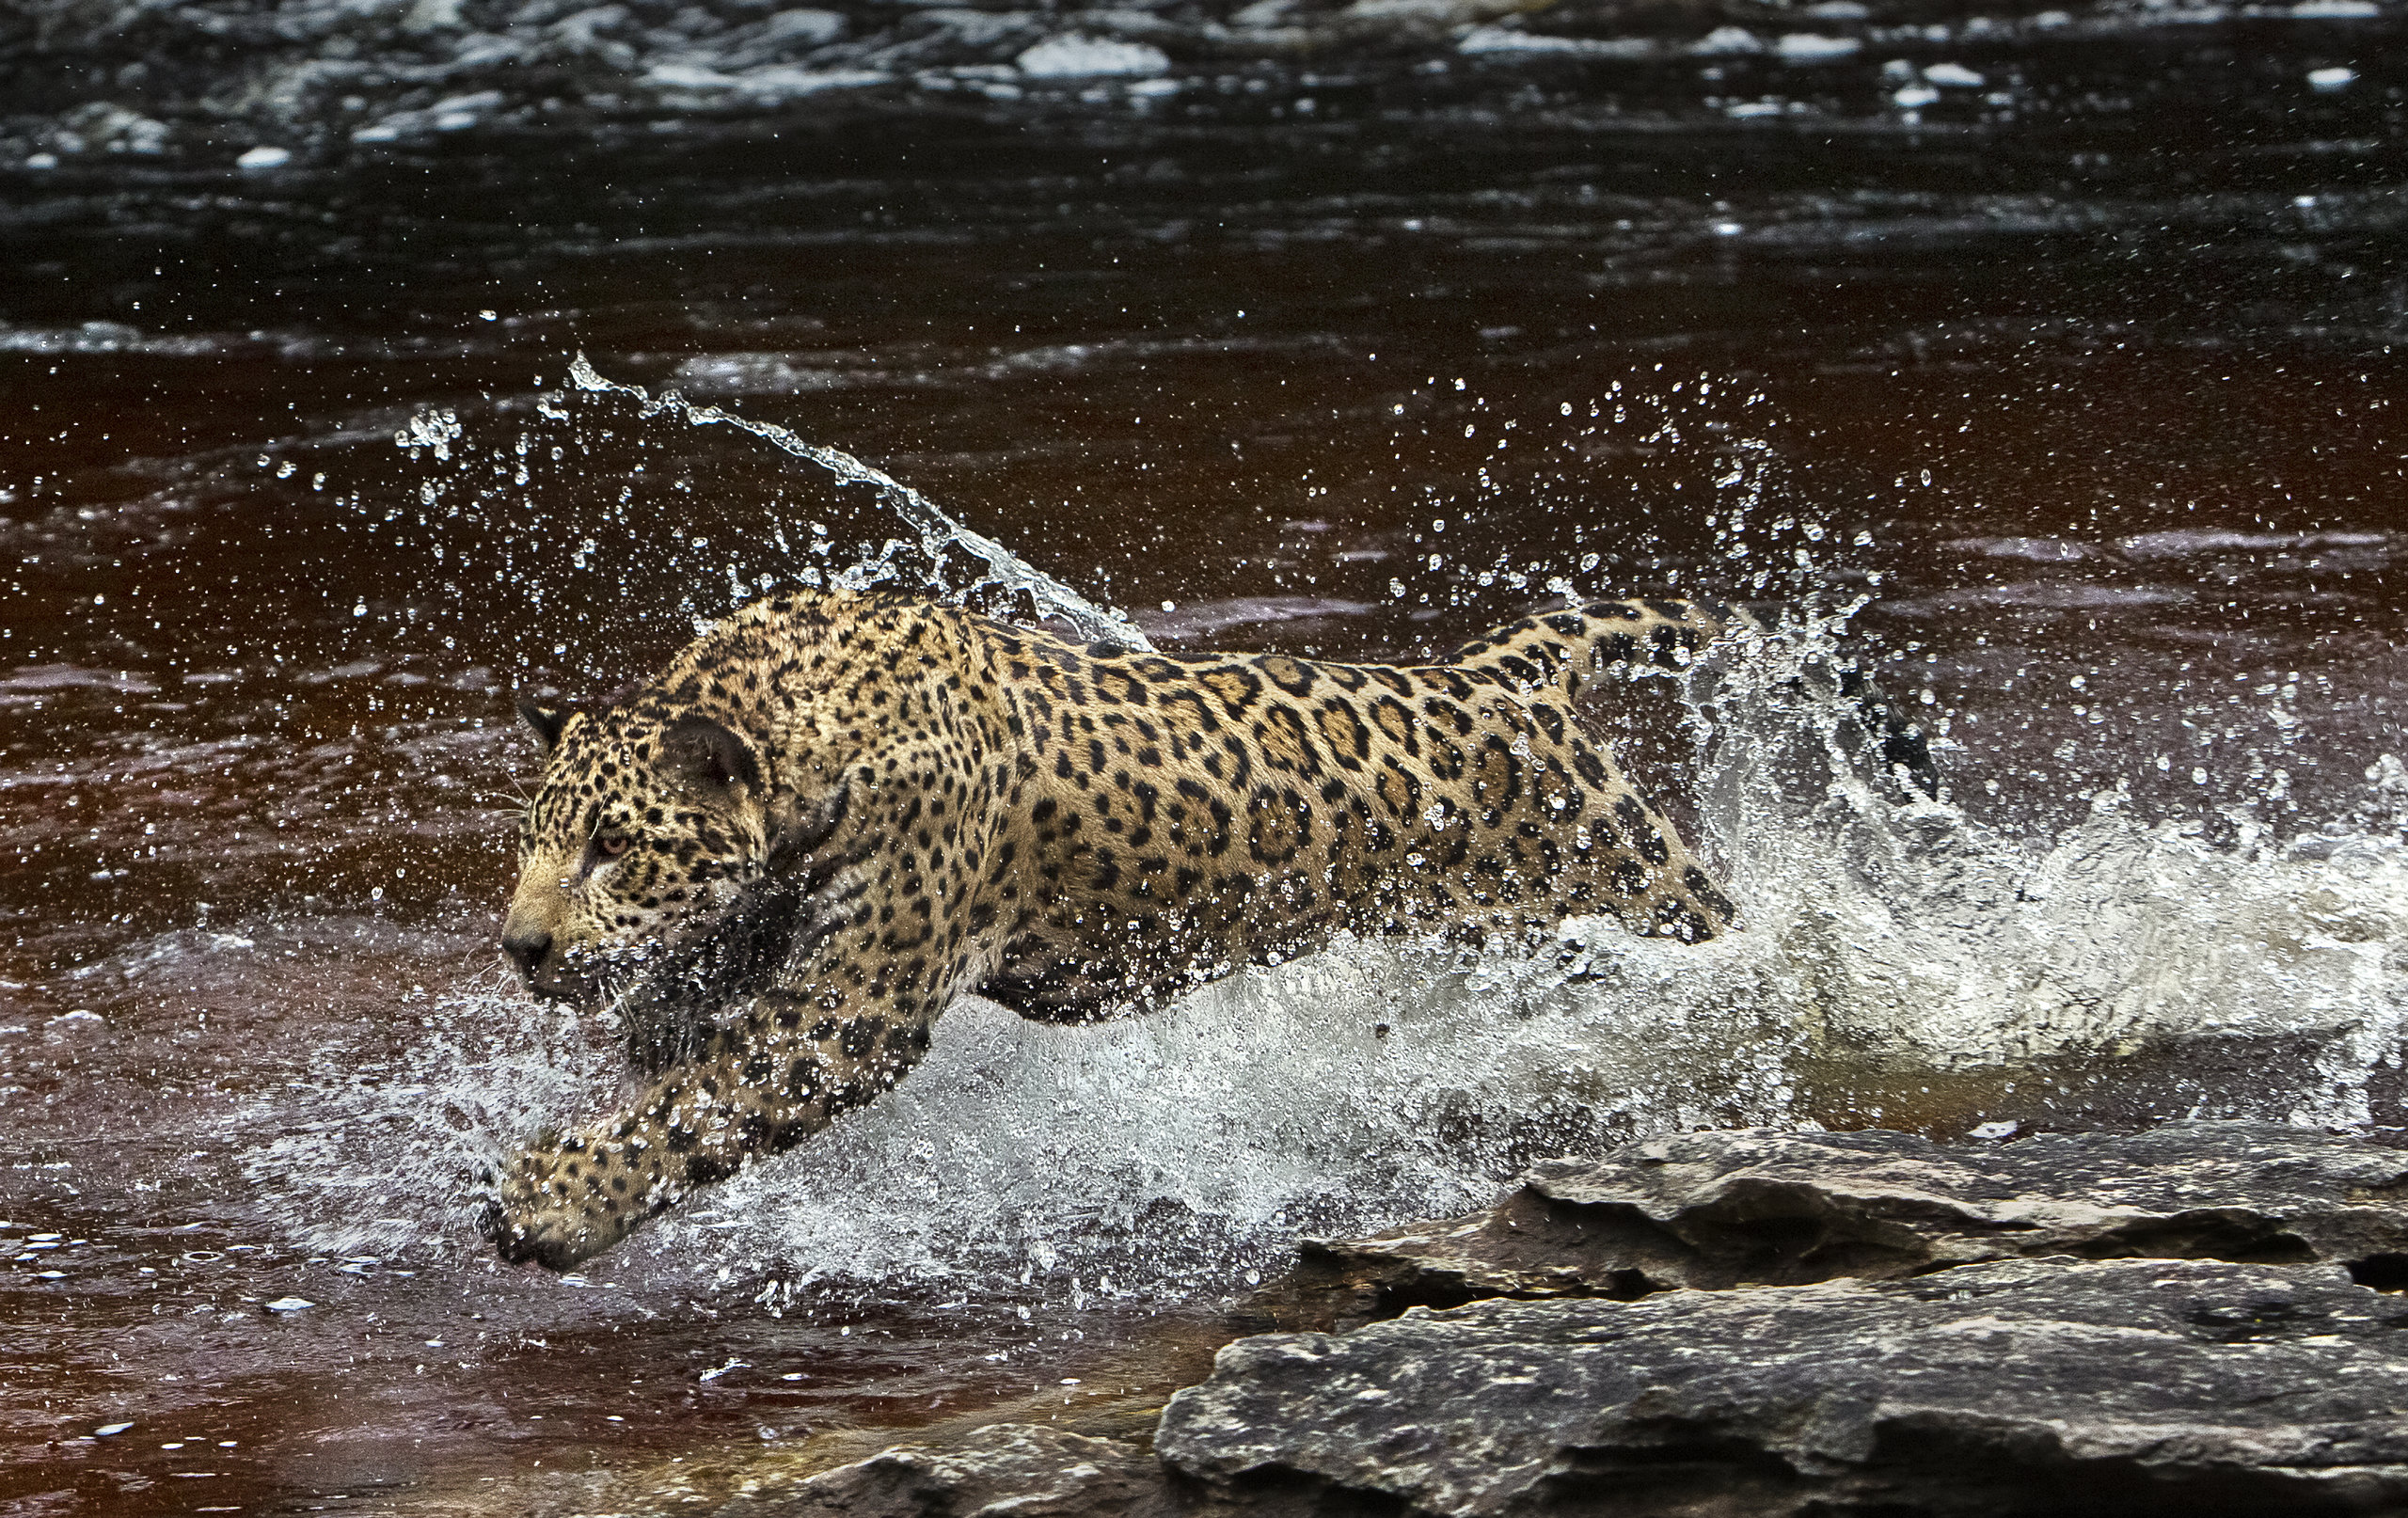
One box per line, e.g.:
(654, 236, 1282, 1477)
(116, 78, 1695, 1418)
(1133, 596, 1378, 641)
(633, 64, 891, 102)
(665, 354, 861, 396)
(1457, 27, 1658, 57)
(664, 335, 1339, 398)
(0, 663, 161, 697)
(2116, 529, 2393, 561)
(0, 321, 229, 357)
(1941, 535, 2099, 563)
(1880, 581, 2195, 616)
(0, 319, 514, 363)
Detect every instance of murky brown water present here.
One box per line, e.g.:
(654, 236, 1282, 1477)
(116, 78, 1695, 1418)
(6, 26, 2407, 1514)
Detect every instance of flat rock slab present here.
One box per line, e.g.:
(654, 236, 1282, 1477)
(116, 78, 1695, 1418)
(1297, 1121, 2408, 1320)
(1160, 1257, 2408, 1517)
(736, 1422, 1174, 1518)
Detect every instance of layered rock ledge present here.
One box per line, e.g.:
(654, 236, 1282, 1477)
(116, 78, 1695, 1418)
(1160, 1257, 2408, 1516)
(689, 1122, 2408, 1517)
(1286, 1121, 2408, 1325)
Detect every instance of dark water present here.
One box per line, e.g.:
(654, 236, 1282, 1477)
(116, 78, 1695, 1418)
(5, 24, 2407, 1514)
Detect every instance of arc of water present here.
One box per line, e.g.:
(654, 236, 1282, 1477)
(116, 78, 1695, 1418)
(566, 354, 1151, 650)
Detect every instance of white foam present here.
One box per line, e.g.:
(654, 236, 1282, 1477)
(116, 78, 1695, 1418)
(1015, 37, 1171, 79)
(653, 926, 1799, 1295)
(1456, 27, 1655, 56)
(1776, 33, 1861, 60)
(1691, 25, 1765, 53)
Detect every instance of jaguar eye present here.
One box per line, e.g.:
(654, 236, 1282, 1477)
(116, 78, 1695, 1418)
(596, 834, 630, 858)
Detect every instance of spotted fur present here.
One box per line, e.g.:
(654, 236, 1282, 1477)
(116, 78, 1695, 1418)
(485, 587, 1917, 1268)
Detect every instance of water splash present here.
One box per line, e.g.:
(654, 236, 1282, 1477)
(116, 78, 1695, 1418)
(237, 972, 621, 1258)
(231, 608, 2408, 1305)
(562, 354, 1149, 648)
(1684, 618, 2408, 1114)
(634, 624, 2408, 1302)
(247, 381, 2408, 1307)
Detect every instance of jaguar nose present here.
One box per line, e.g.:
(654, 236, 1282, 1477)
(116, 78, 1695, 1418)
(502, 928, 553, 980)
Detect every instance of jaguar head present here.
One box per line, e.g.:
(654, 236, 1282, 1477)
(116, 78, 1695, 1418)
(499, 697, 771, 1004)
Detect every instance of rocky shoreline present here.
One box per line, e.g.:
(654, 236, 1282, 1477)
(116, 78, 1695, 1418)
(730, 1122, 2408, 1516)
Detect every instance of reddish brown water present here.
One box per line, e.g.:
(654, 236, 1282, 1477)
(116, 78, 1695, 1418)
(6, 28, 2408, 1514)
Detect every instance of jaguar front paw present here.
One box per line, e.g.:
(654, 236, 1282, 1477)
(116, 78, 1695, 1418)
(478, 1142, 642, 1272)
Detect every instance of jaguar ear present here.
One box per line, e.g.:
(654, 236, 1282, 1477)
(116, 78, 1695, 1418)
(517, 698, 571, 757)
(664, 714, 764, 795)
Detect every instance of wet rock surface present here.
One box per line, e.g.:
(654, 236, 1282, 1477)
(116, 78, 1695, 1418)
(737, 1123, 2408, 1518)
(749, 1422, 1175, 1518)
(1284, 1121, 2408, 1325)
(1159, 1257, 2408, 1517)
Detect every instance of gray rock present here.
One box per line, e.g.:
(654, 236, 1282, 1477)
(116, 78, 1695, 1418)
(751, 1422, 1176, 1518)
(1293, 1122, 2408, 1324)
(1160, 1257, 2408, 1517)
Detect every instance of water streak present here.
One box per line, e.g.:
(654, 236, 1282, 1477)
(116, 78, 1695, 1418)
(564, 353, 1151, 648)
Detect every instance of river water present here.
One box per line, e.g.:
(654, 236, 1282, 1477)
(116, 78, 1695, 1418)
(5, 18, 2406, 1514)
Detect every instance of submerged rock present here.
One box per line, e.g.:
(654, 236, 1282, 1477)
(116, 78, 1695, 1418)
(1286, 1121, 2408, 1325)
(749, 1422, 1172, 1518)
(1159, 1257, 2408, 1516)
